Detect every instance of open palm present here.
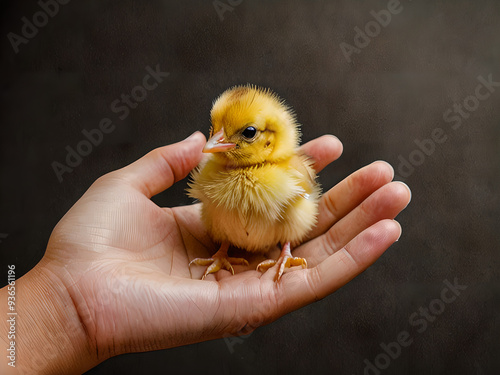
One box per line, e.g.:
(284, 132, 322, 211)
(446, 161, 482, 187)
(40, 132, 410, 364)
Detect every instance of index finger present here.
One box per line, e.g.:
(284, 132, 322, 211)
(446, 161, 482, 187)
(299, 135, 343, 173)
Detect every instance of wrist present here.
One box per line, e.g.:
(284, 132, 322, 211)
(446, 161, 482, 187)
(1, 261, 100, 374)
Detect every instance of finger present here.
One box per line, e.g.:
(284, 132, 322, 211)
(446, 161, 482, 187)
(308, 160, 395, 239)
(111, 132, 206, 198)
(296, 181, 411, 264)
(300, 134, 343, 173)
(278, 219, 402, 313)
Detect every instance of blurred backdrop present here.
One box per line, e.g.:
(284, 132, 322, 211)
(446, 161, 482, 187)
(1, 0, 499, 374)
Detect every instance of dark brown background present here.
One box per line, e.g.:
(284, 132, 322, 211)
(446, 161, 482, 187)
(1, 0, 499, 374)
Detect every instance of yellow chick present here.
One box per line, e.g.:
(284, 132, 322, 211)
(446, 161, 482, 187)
(188, 85, 320, 281)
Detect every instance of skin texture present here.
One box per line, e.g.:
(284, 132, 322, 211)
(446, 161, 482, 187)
(0, 132, 411, 374)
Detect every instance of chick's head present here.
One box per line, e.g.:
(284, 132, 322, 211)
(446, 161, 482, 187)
(204, 85, 300, 166)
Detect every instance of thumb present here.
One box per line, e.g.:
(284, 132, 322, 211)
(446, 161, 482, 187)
(114, 132, 206, 198)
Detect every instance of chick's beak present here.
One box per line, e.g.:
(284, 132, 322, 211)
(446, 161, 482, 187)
(203, 128, 236, 153)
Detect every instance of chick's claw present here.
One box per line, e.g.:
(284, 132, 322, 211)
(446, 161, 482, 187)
(189, 257, 248, 280)
(189, 242, 249, 279)
(257, 242, 307, 281)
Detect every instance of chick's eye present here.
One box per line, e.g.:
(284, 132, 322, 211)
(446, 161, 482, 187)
(241, 126, 257, 140)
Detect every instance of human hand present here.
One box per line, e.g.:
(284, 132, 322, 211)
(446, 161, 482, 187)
(1, 132, 410, 374)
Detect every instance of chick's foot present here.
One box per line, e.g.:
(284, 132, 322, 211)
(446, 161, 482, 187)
(189, 242, 249, 280)
(257, 242, 307, 281)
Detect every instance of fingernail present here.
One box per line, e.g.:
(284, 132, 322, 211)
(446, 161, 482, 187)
(397, 181, 412, 205)
(395, 221, 402, 242)
(184, 131, 202, 142)
(323, 134, 341, 142)
(372, 160, 395, 181)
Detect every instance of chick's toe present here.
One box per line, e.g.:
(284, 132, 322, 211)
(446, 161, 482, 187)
(189, 242, 249, 279)
(257, 242, 307, 281)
